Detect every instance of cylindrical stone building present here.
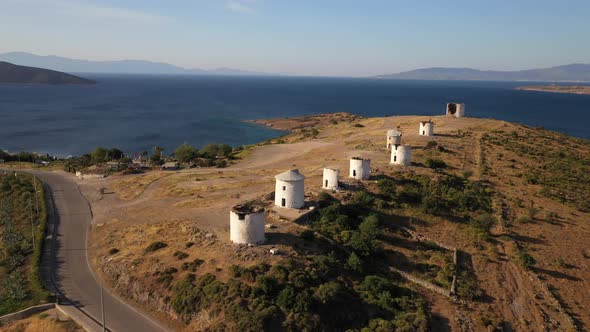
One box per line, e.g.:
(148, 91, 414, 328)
(349, 157, 371, 180)
(275, 169, 305, 208)
(230, 203, 265, 244)
(419, 121, 434, 136)
(446, 103, 466, 117)
(386, 129, 402, 149)
(391, 144, 412, 166)
(322, 168, 339, 190)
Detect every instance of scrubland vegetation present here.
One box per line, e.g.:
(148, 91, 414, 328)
(0, 172, 49, 315)
(483, 129, 590, 212)
(156, 164, 496, 331)
(86, 115, 589, 331)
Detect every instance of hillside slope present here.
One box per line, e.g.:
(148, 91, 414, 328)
(0, 61, 95, 85)
(81, 114, 589, 331)
(0, 52, 269, 76)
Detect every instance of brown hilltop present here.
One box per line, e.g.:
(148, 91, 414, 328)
(80, 113, 589, 331)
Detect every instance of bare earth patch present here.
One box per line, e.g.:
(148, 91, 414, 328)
(0, 310, 83, 332)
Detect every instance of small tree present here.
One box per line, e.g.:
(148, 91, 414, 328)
(425, 158, 447, 169)
(347, 252, 363, 272)
(256, 275, 277, 295)
(174, 143, 198, 163)
(108, 148, 124, 160)
(377, 179, 396, 198)
(218, 144, 233, 157)
(200, 144, 220, 159)
(91, 147, 109, 163)
(150, 154, 164, 166)
(313, 281, 344, 304)
(153, 146, 164, 158)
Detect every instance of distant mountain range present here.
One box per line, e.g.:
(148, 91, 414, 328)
(3, 52, 589, 81)
(376, 64, 590, 82)
(0, 52, 270, 76)
(0, 61, 95, 85)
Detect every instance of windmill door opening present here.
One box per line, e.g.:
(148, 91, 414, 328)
(281, 198, 286, 207)
(353, 170, 356, 177)
(422, 130, 425, 135)
(448, 103, 457, 114)
(394, 156, 397, 162)
(325, 180, 328, 187)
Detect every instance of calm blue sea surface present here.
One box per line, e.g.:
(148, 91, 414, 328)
(1, 75, 589, 156)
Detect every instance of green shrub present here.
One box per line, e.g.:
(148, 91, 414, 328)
(269, 265, 289, 283)
(462, 170, 473, 179)
(347, 252, 363, 272)
(255, 275, 278, 295)
(155, 267, 178, 287)
(376, 178, 396, 198)
(229, 264, 243, 278)
(174, 251, 189, 260)
(350, 191, 374, 207)
(516, 215, 531, 223)
(145, 241, 167, 253)
(471, 213, 496, 234)
(277, 286, 298, 310)
(544, 211, 559, 223)
(313, 282, 345, 304)
(456, 270, 482, 301)
(300, 229, 315, 241)
(317, 191, 338, 207)
(181, 258, 204, 272)
(425, 158, 447, 169)
(516, 248, 536, 269)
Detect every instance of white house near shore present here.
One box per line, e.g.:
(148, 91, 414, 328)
(274, 169, 305, 209)
(446, 102, 466, 117)
(419, 120, 434, 136)
(230, 203, 265, 244)
(349, 157, 371, 180)
(391, 144, 412, 166)
(386, 129, 402, 149)
(322, 167, 339, 190)
(161, 161, 179, 170)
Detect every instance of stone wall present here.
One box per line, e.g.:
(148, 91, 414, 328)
(390, 267, 456, 300)
(399, 227, 461, 297)
(0, 304, 55, 326)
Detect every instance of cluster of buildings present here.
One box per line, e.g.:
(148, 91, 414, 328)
(229, 103, 466, 245)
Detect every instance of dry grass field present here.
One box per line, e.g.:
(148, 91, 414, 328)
(0, 311, 83, 332)
(78, 113, 589, 331)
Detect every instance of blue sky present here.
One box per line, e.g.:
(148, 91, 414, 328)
(1, 0, 589, 76)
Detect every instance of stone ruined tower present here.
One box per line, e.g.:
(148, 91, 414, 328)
(391, 144, 411, 166)
(230, 203, 265, 244)
(446, 102, 465, 117)
(349, 157, 371, 180)
(322, 168, 339, 190)
(419, 120, 434, 136)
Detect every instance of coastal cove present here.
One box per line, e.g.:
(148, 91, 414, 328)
(1, 75, 590, 156)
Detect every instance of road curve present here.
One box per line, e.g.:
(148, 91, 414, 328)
(27, 170, 170, 332)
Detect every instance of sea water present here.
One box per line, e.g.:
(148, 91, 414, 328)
(1, 75, 589, 156)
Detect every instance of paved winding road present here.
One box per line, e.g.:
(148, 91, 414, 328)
(26, 170, 170, 332)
